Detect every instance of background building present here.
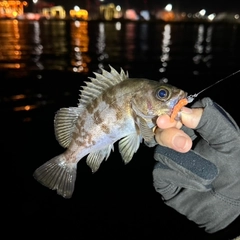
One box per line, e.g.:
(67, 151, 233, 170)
(0, 0, 27, 18)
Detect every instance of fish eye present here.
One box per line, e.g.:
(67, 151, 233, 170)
(156, 88, 170, 101)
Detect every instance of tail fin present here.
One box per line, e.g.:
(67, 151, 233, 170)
(33, 154, 77, 198)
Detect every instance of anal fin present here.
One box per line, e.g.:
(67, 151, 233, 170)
(86, 144, 114, 173)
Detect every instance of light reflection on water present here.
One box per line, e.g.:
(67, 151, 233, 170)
(71, 20, 90, 73)
(193, 24, 213, 73)
(0, 19, 240, 74)
(159, 23, 171, 73)
(1, 19, 240, 120)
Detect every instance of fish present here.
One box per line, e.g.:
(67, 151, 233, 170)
(33, 66, 187, 198)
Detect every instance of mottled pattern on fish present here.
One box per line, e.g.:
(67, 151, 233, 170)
(33, 66, 187, 198)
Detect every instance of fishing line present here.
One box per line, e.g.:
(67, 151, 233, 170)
(187, 69, 240, 103)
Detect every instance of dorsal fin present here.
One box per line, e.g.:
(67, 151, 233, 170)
(78, 65, 129, 107)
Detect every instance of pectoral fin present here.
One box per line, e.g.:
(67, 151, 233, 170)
(131, 101, 156, 146)
(86, 144, 114, 173)
(54, 107, 82, 148)
(118, 133, 142, 164)
(137, 116, 156, 146)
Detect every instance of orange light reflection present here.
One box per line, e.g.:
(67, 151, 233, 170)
(14, 104, 37, 112)
(70, 21, 90, 73)
(0, 20, 25, 68)
(0, 63, 24, 69)
(11, 94, 26, 100)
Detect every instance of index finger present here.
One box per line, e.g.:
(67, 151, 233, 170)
(157, 114, 183, 130)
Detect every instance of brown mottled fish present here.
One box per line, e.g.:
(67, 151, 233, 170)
(33, 66, 187, 198)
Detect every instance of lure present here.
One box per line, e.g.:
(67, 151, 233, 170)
(170, 98, 188, 122)
(170, 69, 240, 122)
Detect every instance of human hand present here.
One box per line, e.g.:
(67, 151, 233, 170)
(153, 97, 240, 234)
(154, 107, 203, 153)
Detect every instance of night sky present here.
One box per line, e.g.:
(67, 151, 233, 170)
(30, 0, 240, 14)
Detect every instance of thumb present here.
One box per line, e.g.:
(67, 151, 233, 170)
(155, 127, 192, 153)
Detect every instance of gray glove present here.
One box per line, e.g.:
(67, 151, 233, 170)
(153, 97, 240, 233)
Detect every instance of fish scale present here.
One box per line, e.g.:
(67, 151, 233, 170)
(33, 65, 187, 198)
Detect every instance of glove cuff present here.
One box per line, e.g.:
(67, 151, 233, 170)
(154, 145, 218, 191)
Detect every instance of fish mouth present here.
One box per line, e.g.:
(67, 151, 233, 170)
(169, 91, 188, 114)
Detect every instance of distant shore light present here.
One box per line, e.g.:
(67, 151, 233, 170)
(165, 4, 172, 12)
(208, 13, 216, 21)
(199, 9, 206, 16)
(116, 5, 121, 11)
(74, 6, 80, 11)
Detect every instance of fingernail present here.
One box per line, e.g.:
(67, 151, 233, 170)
(173, 135, 188, 150)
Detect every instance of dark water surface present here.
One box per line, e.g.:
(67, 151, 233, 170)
(1, 20, 240, 239)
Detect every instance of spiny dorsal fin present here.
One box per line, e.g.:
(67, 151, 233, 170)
(78, 65, 129, 107)
(54, 107, 83, 148)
